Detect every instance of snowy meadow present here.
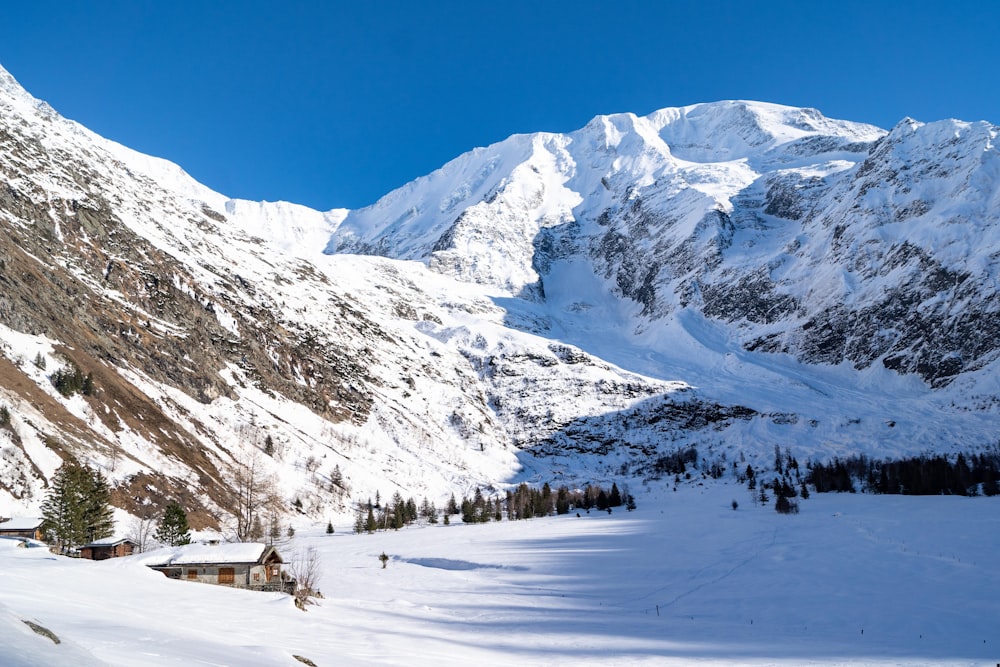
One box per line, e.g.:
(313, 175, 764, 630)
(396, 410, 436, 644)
(2, 484, 998, 666)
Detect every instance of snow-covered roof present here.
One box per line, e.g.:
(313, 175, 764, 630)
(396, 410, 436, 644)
(142, 542, 277, 567)
(83, 537, 135, 547)
(0, 517, 44, 530)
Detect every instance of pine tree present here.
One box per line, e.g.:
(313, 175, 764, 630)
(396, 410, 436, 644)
(609, 482, 622, 507)
(41, 460, 115, 553)
(555, 486, 570, 515)
(82, 466, 114, 544)
(596, 490, 609, 511)
(154, 501, 192, 546)
(353, 506, 367, 533)
(326, 521, 335, 534)
(330, 464, 345, 491)
(250, 515, 264, 540)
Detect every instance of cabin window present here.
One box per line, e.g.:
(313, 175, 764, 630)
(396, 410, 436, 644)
(253, 572, 261, 582)
(218, 567, 235, 584)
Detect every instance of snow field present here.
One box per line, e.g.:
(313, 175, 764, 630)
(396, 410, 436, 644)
(2, 486, 998, 666)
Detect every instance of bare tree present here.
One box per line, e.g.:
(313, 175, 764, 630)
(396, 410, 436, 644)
(290, 546, 323, 609)
(126, 512, 157, 553)
(231, 451, 281, 542)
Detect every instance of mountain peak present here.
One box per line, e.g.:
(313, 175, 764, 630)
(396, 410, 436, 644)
(642, 100, 885, 163)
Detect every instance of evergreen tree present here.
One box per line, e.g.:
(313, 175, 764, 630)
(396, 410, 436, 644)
(326, 521, 335, 534)
(353, 508, 366, 534)
(609, 482, 622, 507)
(390, 492, 406, 529)
(330, 464, 345, 490)
(250, 515, 264, 540)
(155, 502, 192, 546)
(81, 466, 114, 544)
(41, 460, 115, 553)
(625, 492, 637, 511)
(596, 489, 609, 511)
(461, 498, 477, 524)
(555, 486, 570, 515)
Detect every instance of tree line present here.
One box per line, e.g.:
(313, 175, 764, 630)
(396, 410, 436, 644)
(352, 481, 635, 533)
(806, 451, 1000, 496)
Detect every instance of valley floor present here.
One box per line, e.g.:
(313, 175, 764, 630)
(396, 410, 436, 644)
(1, 484, 998, 666)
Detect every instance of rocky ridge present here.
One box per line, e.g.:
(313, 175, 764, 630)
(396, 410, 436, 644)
(1, 65, 998, 528)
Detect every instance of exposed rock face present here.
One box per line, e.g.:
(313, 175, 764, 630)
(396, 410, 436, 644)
(331, 102, 1000, 388)
(0, 66, 694, 523)
(2, 66, 999, 526)
(0, 70, 385, 524)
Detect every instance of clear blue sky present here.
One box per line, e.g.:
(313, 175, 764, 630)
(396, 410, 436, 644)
(1, 1, 996, 210)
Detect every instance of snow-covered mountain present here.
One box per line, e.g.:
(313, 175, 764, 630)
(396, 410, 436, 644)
(331, 101, 1000, 387)
(1, 63, 997, 528)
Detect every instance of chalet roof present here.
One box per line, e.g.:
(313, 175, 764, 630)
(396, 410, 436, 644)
(82, 537, 136, 548)
(0, 517, 44, 530)
(141, 542, 281, 567)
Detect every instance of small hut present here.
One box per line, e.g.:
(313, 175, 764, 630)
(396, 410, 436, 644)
(0, 517, 45, 541)
(80, 537, 137, 560)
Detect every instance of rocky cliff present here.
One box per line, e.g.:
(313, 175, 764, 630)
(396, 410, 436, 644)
(1, 66, 997, 528)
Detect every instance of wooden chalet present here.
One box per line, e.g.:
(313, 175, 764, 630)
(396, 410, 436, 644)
(0, 517, 45, 541)
(144, 543, 293, 594)
(80, 537, 137, 560)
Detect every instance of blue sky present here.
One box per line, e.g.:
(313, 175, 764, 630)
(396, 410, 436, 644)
(1, 2, 996, 210)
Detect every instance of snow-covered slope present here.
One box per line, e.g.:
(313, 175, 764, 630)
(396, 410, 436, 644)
(1, 59, 998, 530)
(0, 64, 687, 524)
(328, 97, 1000, 468)
(330, 99, 1000, 387)
(2, 488, 999, 665)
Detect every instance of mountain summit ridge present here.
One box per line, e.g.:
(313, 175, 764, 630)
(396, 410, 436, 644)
(0, 62, 997, 526)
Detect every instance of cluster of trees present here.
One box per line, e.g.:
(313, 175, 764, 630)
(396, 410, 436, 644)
(647, 447, 699, 477)
(40, 459, 114, 552)
(40, 459, 195, 554)
(230, 453, 288, 542)
(459, 488, 503, 523)
(353, 491, 436, 533)
(461, 481, 634, 524)
(50, 362, 94, 397)
(806, 451, 1000, 496)
(743, 446, 808, 514)
(352, 481, 635, 532)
